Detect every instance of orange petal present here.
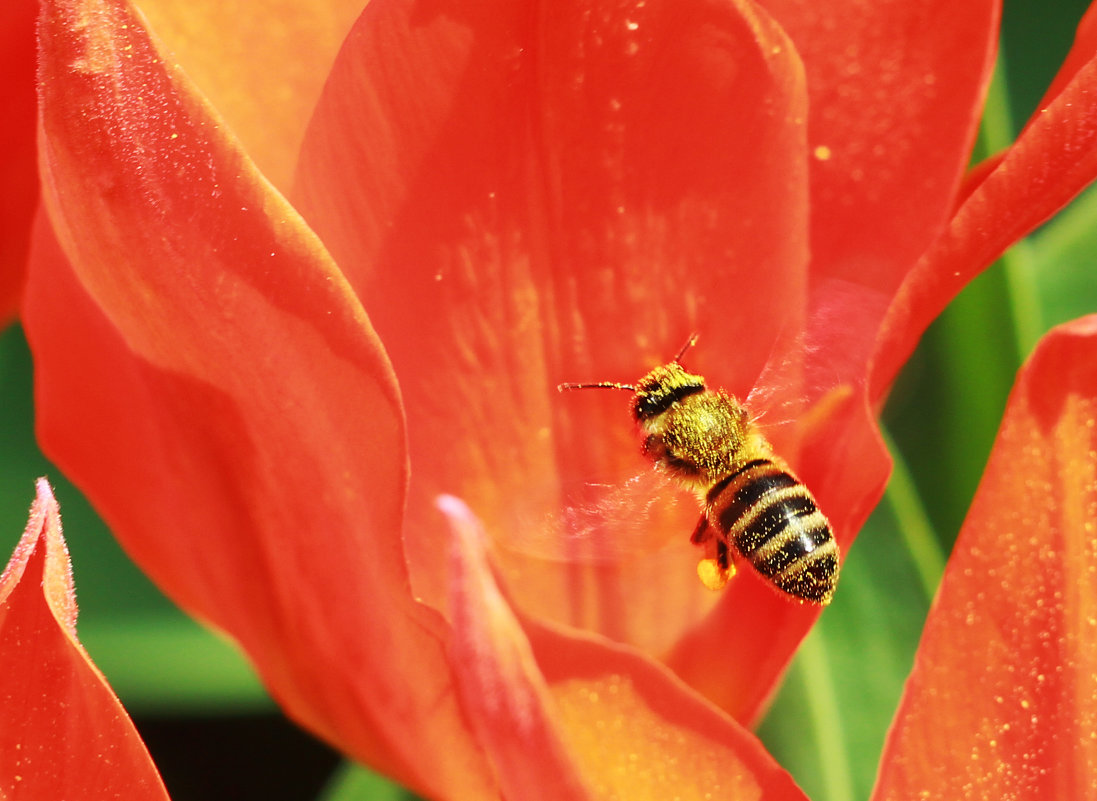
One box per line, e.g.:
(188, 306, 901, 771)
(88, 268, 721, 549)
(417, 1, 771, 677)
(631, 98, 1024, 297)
(442, 494, 812, 801)
(294, 0, 811, 658)
(872, 18, 1097, 398)
(529, 611, 814, 800)
(763, 0, 999, 293)
(0, 0, 39, 323)
(0, 479, 170, 800)
(133, 0, 364, 191)
(872, 316, 1097, 799)
(29, 0, 492, 795)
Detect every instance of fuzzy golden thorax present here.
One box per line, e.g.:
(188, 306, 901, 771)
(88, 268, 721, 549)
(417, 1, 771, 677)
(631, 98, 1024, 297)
(632, 363, 760, 487)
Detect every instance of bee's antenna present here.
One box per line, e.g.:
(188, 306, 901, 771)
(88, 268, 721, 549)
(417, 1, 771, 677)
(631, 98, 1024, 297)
(557, 382, 636, 393)
(673, 333, 700, 364)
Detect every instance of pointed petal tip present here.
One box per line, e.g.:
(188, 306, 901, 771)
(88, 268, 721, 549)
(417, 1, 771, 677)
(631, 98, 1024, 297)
(0, 480, 170, 801)
(436, 493, 477, 532)
(35, 475, 53, 499)
(4, 477, 77, 636)
(438, 493, 512, 641)
(437, 493, 488, 586)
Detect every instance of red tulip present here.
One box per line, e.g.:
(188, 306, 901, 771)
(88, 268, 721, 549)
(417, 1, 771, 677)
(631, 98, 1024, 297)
(0, 479, 169, 800)
(4, 0, 1097, 797)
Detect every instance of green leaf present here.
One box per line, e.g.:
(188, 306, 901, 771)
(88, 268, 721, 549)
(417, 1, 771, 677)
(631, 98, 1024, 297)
(79, 615, 271, 715)
(880, 429, 945, 602)
(1030, 183, 1097, 331)
(317, 762, 425, 801)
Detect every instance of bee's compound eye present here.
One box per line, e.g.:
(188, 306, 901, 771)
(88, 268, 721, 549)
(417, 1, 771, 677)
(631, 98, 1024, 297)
(633, 390, 674, 420)
(632, 368, 706, 420)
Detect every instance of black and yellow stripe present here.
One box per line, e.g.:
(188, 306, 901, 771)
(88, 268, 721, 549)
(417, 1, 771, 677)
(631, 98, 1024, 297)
(706, 458, 838, 604)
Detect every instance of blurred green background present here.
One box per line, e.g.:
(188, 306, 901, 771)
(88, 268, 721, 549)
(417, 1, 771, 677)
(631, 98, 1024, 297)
(2, 1, 1096, 799)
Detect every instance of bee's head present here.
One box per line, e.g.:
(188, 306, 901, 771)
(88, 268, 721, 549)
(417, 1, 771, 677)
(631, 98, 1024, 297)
(632, 362, 707, 422)
(556, 335, 706, 420)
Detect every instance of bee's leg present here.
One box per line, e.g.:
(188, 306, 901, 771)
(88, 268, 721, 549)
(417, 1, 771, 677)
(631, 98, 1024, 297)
(690, 514, 712, 545)
(716, 538, 731, 571)
(694, 515, 736, 591)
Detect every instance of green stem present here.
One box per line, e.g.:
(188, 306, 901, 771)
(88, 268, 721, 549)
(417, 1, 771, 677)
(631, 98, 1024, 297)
(1001, 240, 1043, 360)
(881, 428, 946, 602)
(980, 46, 1044, 359)
(978, 51, 1015, 154)
(797, 631, 854, 801)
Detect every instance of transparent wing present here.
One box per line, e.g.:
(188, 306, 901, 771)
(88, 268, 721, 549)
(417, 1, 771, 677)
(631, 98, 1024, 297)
(744, 279, 886, 447)
(502, 469, 699, 564)
(744, 324, 813, 427)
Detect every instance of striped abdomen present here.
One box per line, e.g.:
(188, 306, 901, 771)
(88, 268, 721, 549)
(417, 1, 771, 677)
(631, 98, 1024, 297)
(706, 458, 839, 604)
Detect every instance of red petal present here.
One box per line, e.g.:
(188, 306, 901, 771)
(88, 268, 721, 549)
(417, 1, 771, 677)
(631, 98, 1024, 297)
(133, 0, 364, 190)
(873, 316, 1097, 799)
(762, 0, 999, 292)
(294, 0, 811, 657)
(0, 480, 170, 800)
(29, 1, 493, 794)
(872, 16, 1097, 398)
(442, 495, 811, 801)
(0, 0, 39, 323)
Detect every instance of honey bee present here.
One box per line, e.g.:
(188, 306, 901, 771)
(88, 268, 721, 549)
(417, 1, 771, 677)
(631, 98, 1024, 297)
(558, 336, 839, 605)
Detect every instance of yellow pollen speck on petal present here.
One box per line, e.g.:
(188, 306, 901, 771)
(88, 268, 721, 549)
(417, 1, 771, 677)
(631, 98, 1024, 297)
(697, 558, 734, 591)
(552, 673, 759, 801)
(814, 145, 833, 161)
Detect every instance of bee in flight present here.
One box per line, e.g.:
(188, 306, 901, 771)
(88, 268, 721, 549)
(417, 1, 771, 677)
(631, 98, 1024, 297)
(558, 335, 839, 605)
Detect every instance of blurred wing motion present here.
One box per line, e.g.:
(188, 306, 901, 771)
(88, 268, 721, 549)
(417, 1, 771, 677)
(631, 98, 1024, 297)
(500, 470, 697, 565)
(746, 277, 887, 431)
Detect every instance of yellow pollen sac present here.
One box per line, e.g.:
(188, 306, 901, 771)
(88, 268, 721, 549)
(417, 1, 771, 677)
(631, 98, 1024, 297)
(697, 557, 735, 591)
